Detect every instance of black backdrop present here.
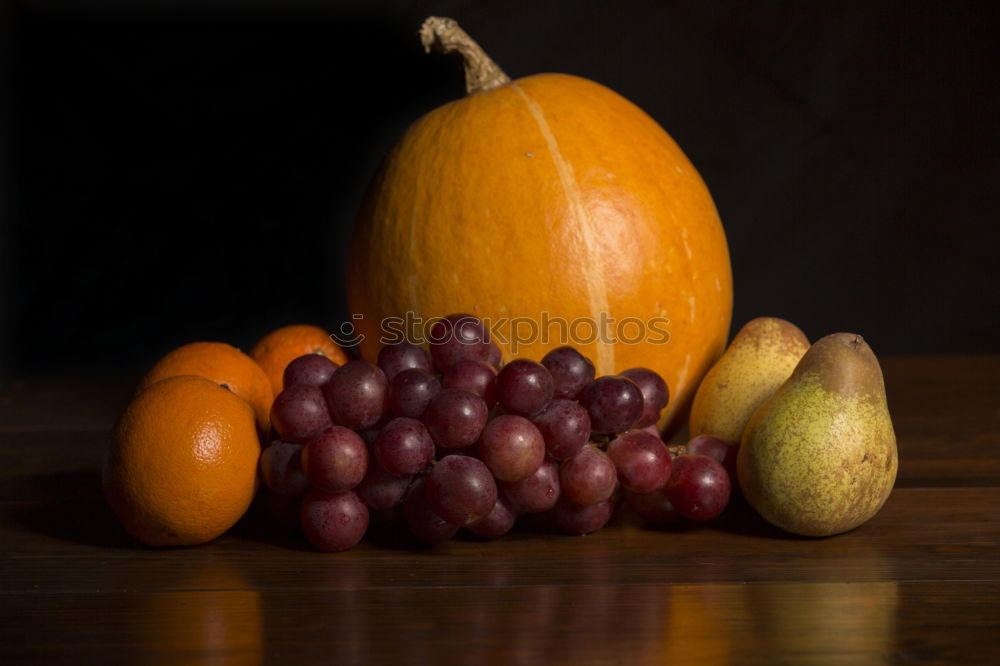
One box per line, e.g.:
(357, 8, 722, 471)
(2, 0, 997, 380)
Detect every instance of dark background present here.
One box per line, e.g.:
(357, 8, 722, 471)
(2, 0, 997, 381)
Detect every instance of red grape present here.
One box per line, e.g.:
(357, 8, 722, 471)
(686, 434, 731, 460)
(422, 388, 488, 449)
(496, 359, 554, 417)
(282, 353, 339, 390)
(486, 341, 503, 370)
(270, 384, 332, 443)
(686, 434, 739, 484)
(621, 367, 669, 428)
(641, 424, 661, 439)
(476, 414, 546, 482)
(443, 360, 498, 407)
(300, 489, 369, 552)
(606, 430, 672, 493)
(548, 494, 614, 535)
(377, 342, 432, 382)
(373, 417, 435, 477)
(260, 439, 310, 497)
(467, 495, 517, 539)
(579, 375, 644, 434)
(403, 477, 460, 544)
(355, 460, 413, 511)
(322, 359, 389, 430)
(302, 426, 369, 492)
(560, 445, 617, 506)
(500, 458, 560, 513)
(389, 368, 441, 419)
(429, 313, 494, 372)
(531, 399, 591, 460)
(625, 488, 681, 525)
(541, 346, 595, 400)
(664, 454, 731, 521)
(425, 455, 497, 526)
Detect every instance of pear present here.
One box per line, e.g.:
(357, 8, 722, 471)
(689, 317, 810, 444)
(738, 333, 898, 536)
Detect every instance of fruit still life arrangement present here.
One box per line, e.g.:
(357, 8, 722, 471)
(102, 18, 897, 551)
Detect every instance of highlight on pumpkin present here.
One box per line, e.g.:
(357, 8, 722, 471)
(331, 312, 672, 353)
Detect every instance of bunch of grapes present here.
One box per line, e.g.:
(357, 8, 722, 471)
(259, 313, 737, 551)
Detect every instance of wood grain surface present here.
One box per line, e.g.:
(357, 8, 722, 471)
(1, 356, 998, 664)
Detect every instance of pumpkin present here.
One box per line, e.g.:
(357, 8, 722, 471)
(347, 17, 732, 432)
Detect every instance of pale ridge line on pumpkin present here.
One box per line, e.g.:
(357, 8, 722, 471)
(510, 82, 614, 374)
(408, 211, 420, 316)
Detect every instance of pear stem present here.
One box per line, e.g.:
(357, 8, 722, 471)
(420, 17, 511, 94)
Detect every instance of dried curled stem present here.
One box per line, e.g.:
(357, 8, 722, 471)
(420, 16, 511, 94)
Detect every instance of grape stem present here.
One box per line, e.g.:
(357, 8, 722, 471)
(419, 16, 511, 94)
(589, 433, 613, 449)
(668, 444, 687, 459)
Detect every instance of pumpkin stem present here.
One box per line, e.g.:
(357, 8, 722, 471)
(420, 17, 511, 94)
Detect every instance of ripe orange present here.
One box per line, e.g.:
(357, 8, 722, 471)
(250, 324, 349, 396)
(137, 341, 273, 432)
(103, 375, 261, 547)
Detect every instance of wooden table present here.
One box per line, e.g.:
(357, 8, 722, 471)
(2, 356, 998, 664)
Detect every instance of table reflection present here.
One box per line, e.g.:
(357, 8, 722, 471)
(133, 557, 263, 666)
(124, 540, 898, 664)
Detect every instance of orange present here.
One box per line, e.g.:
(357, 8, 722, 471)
(138, 341, 273, 432)
(347, 21, 731, 432)
(250, 324, 349, 396)
(103, 375, 261, 546)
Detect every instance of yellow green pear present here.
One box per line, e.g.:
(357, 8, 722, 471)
(738, 333, 898, 537)
(689, 317, 810, 444)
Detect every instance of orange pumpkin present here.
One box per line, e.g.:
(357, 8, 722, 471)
(347, 18, 732, 432)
